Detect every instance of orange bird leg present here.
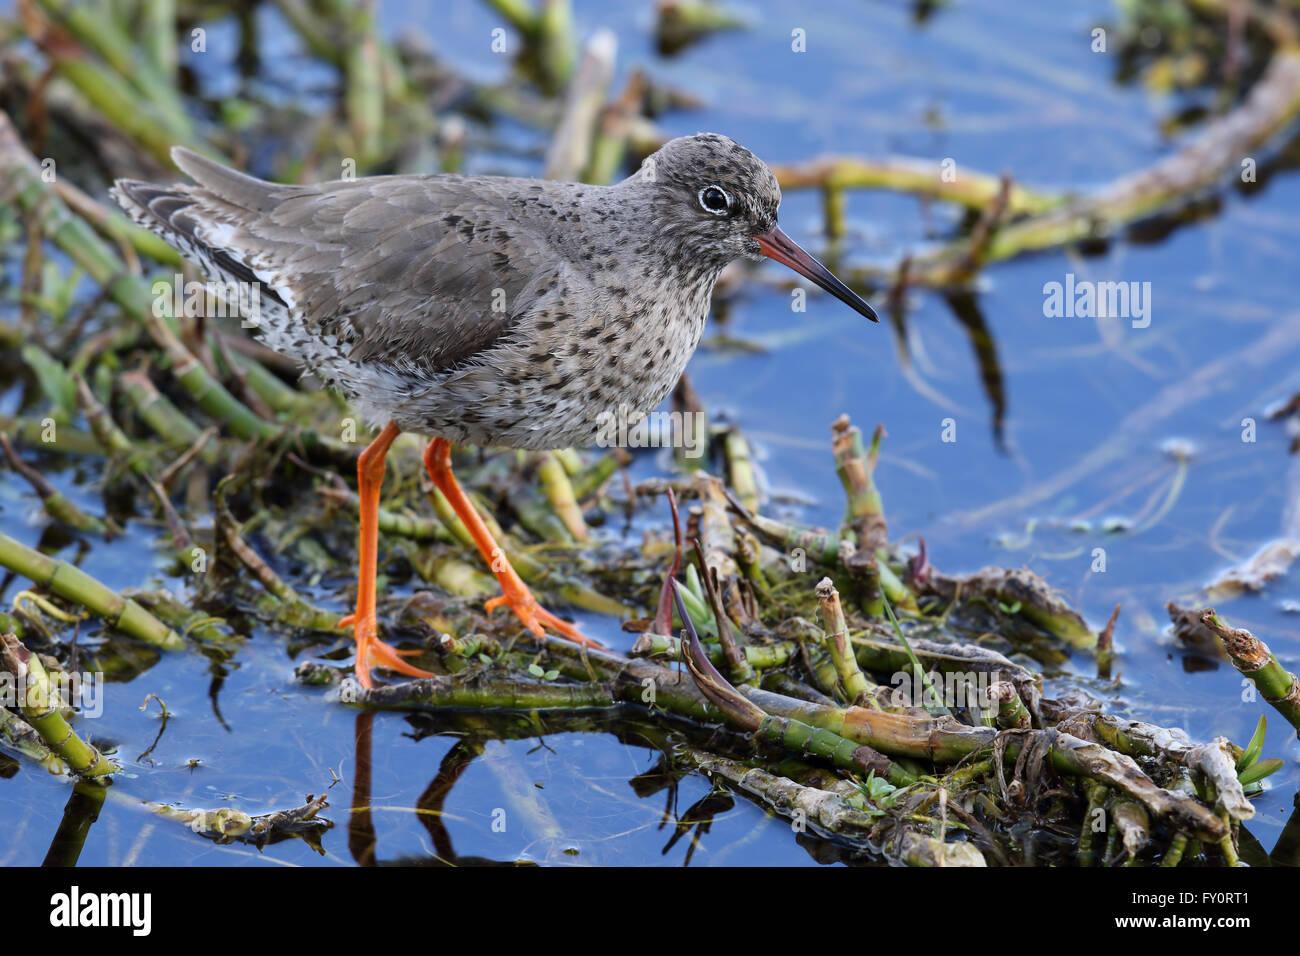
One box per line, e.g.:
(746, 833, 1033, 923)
(338, 422, 434, 688)
(423, 438, 603, 648)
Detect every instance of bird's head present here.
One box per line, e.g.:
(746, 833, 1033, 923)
(629, 132, 878, 322)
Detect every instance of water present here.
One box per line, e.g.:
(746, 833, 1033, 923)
(2, 0, 1298, 865)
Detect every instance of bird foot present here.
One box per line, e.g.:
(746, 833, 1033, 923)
(483, 586, 604, 648)
(338, 613, 434, 688)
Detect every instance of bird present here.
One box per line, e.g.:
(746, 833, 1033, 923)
(111, 132, 879, 688)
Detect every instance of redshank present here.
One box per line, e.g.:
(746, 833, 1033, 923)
(111, 133, 879, 687)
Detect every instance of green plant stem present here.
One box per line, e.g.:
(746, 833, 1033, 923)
(816, 577, 872, 702)
(1, 633, 113, 776)
(1202, 609, 1300, 733)
(0, 532, 183, 649)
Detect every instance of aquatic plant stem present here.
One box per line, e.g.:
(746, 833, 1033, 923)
(1, 633, 113, 777)
(0, 532, 183, 649)
(1202, 609, 1300, 733)
(816, 577, 872, 703)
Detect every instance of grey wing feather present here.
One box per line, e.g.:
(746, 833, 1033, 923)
(170, 146, 282, 212)
(113, 150, 564, 376)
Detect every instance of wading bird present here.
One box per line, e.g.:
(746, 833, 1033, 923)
(113, 133, 878, 687)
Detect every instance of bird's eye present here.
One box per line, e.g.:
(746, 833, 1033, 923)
(698, 185, 730, 215)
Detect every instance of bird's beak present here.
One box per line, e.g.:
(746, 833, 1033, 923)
(754, 226, 879, 322)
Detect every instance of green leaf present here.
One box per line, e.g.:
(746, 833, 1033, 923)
(219, 98, 258, 130)
(856, 770, 898, 804)
(1237, 757, 1283, 787)
(685, 562, 706, 603)
(543, 669, 560, 681)
(477, 653, 492, 665)
(671, 574, 718, 638)
(21, 343, 77, 420)
(882, 592, 949, 717)
(998, 600, 1022, 615)
(16, 292, 63, 315)
(1236, 715, 1267, 771)
(527, 663, 545, 678)
(23, 263, 84, 320)
(50, 265, 84, 317)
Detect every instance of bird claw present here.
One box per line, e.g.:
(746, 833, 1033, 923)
(484, 591, 604, 649)
(339, 612, 434, 687)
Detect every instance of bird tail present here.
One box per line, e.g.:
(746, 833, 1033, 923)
(110, 148, 288, 306)
(110, 176, 199, 249)
(169, 146, 281, 211)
